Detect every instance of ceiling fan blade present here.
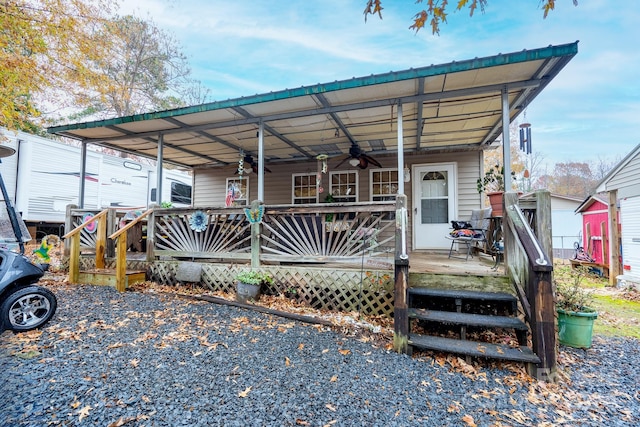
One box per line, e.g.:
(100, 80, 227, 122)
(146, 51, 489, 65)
(361, 154, 381, 168)
(334, 154, 350, 169)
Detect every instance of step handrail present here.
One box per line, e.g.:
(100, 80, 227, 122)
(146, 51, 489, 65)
(63, 208, 110, 282)
(109, 208, 153, 240)
(109, 208, 154, 293)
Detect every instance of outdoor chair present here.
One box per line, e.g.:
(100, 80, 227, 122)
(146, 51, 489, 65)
(446, 207, 492, 260)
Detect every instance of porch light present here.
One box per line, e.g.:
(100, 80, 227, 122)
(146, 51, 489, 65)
(404, 164, 410, 182)
(349, 158, 360, 167)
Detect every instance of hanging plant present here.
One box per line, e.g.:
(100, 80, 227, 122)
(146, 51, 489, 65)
(189, 210, 208, 232)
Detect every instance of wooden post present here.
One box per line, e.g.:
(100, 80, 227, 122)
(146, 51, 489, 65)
(106, 208, 117, 258)
(535, 190, 553, 261)
(146, 209, 156, 262)
(393, 195, 410, 354)
(527, 270, 557, 381)
(116, 234, 127, 292)
(251, 222, 261, 268)
(95, 213, 106, 269)
(609, 190, 622, 285)
(68, 234, 80, 284)
(64, 204, 77, 258)
(503, 192, 519, 268)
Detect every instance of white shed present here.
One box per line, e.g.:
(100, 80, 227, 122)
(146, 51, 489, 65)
(596, 143, 640, 287)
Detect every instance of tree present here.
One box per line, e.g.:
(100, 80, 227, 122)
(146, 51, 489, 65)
(1, 2, 210, 133)
(364, 0, 578, 34)
(75, 14, 210, 120)
(1, 0, 115, 132)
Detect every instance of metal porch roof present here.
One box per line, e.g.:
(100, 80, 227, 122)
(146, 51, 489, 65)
(48, 42, 578, 169)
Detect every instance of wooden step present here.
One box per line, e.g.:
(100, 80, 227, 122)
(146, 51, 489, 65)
(408, 308, 528, 330)
(408, 287, 516, 303)
(409, 334, 540, 364)
(76, 269, 146, 290)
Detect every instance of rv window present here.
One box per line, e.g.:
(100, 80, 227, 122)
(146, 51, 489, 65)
(171, 182, 192, 205)
(150, 188, 157, 203)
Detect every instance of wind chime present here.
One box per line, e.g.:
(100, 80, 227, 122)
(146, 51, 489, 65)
(519, 122, 532, 155)
(316, 154, 328, 195)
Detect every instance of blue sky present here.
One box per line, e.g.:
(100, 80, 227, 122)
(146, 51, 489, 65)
(121, 0, 639, 169)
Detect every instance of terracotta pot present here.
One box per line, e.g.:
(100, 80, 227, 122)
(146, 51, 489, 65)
(487, 192, 504, 217)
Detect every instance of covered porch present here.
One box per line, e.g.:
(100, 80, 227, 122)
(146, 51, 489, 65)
(52, 43, 578, 381)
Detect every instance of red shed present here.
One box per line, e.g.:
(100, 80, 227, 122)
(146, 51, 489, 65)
(575, 195, 609, 265)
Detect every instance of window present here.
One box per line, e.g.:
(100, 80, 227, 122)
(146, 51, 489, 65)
(370, 169, 398, 201)
(170, 182, 192, 205)
(329, 171, 358, 202)
(225, 177, 249, 206)
(292, 173, 318, 204)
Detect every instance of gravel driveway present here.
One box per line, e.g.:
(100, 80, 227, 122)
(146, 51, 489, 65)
(1, 283, 639, 426)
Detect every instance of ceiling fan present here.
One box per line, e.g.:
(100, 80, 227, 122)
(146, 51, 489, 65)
(334, 141, 382, 169)
(237, 154, 272, 174)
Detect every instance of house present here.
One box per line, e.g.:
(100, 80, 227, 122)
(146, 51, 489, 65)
(574, 194, 610, 263)
(522, 192, 583, 260)
(49, 42, 578, 379)
(595, 143, 640, 287)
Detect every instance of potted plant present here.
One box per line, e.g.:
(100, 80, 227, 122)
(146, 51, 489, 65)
(235, 270, 274, 303)
(555, 266, 598, 348)
(476, 164, 516, 216)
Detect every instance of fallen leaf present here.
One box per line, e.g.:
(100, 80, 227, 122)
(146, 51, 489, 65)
(326, 403, 337, 412)
(108, 416, 137, 427)
(323, 421, 338, 427)
(129, 358, 140, 368)
(238, 386, 252, 398)
(462, 414, 477, 427)
(330, 375, 338, 382)
(338, 349, 350, 356)
(322, 349, 329, 354)
(71, 401, 81, 409)
(285, 357, 291, 367)
(296, 419, 310, 426)
(298, 343, 305, 350)
(77, 405, 92, 422)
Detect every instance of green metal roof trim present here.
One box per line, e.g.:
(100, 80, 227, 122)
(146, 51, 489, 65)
(48, 41, 578, 134)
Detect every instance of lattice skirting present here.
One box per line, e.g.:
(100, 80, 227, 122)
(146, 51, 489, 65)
(67, 257, 394, 317)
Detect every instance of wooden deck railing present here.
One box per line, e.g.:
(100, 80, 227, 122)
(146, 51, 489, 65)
(503, 191, 556, 382)
(145, 202, 397, 266)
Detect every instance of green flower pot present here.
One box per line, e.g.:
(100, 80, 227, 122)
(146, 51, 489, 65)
(557, 308, 598, 349)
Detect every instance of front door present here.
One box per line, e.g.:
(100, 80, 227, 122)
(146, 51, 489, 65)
(413, 163, 457, 249)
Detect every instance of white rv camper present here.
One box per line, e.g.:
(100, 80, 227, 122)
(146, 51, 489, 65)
(0, 128, 192, 233)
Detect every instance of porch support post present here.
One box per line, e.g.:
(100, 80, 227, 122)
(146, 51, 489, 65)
(609, 189, 621, 285)
(79, 142, 87, 208)
(501, 87, 512, 192)
(393, 194, 410, 354)
(156, 133, 164, 205)
(397, 101, 405, 195)
(258, 120, 264, 202)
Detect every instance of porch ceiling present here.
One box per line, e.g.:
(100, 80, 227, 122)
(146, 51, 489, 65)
(48, 42, 578, 169)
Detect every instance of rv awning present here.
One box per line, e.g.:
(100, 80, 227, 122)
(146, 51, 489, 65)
(48, 42, 578, 169)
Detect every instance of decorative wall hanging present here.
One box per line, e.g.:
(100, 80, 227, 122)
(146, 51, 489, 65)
(82, 213, 97, 234)
(189, 210, 208, 232)
(225, 182, 241, 207)
(244, 200, 264, 224)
